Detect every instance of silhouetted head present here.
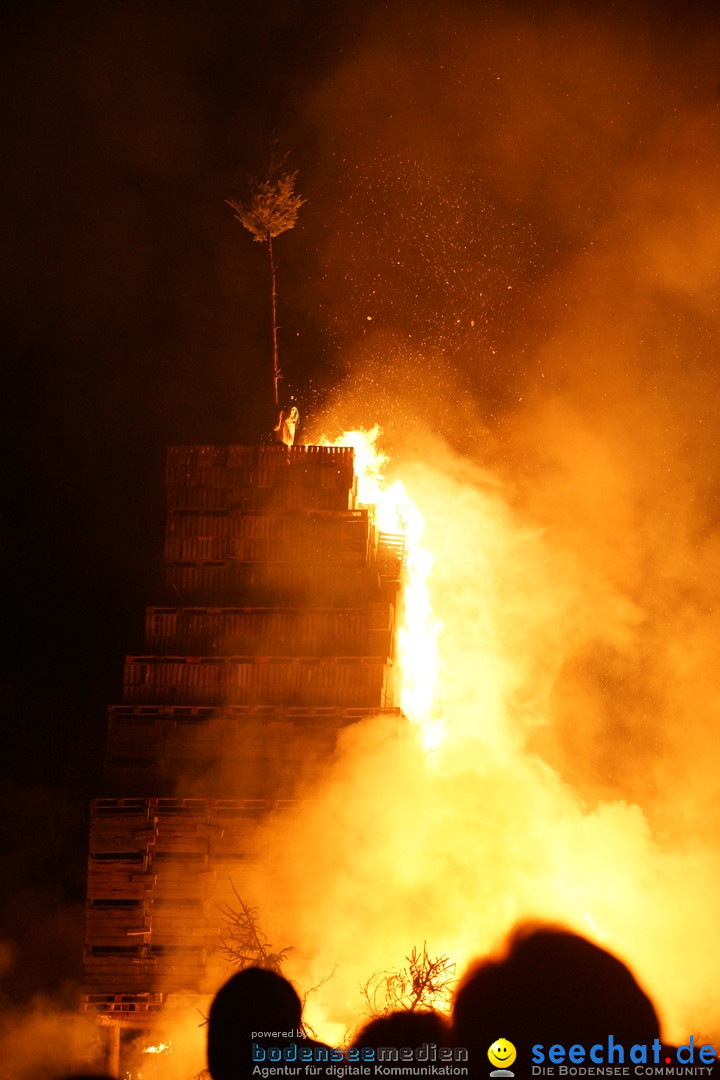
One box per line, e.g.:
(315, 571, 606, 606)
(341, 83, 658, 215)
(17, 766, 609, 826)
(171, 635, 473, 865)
(353, 1010, 453, 1051)
(207, 967, 303, 1080)
(453, 924, 659, 1062)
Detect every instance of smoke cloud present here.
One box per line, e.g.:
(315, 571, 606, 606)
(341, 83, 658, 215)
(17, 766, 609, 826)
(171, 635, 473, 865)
(263, 0, 720, 1050)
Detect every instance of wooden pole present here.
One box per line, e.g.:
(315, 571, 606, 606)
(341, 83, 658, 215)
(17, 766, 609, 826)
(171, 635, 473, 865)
(268, 234, 279, 408)
(107, 1023, 121, 1078)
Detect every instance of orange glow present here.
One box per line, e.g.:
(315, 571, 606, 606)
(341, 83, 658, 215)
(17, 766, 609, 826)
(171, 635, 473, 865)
(143, 1042, 172, 1054)
(274, 414, 720, 1051)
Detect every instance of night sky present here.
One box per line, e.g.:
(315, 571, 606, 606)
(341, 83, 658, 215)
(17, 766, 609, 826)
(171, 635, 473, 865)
(1, 0, 719, 1001)
(1, 0, 366, 791)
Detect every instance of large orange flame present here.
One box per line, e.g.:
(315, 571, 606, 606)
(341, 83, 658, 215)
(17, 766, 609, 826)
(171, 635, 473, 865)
(283, 423, 720, 1050)
(320, 427, 443, 751)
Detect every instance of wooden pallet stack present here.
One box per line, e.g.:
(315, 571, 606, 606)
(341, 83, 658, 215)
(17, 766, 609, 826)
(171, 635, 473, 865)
(143, 603, 394, 656)
(82, 443, 405, 1023)
(84, 798, 290, 1001)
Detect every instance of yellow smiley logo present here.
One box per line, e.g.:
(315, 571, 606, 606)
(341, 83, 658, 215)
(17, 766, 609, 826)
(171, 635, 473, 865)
(488, 1038, 517, 1069)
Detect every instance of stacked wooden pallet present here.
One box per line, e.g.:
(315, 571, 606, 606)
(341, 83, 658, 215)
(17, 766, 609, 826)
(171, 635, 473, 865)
(144, 603, 394, 657)
(85, 798, 290, 995)
(166, 444, 356, 511)
(103, 705, 404, 798)
(164, 560, 382, 604)
(164, 509, 370, 563)
(85, 444, 406, 1007)
(122, 654, 393, 707)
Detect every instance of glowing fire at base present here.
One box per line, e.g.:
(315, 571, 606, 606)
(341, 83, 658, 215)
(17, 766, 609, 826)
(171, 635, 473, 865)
(321, 426, 443, 751)
(293, 419, 720, 1050)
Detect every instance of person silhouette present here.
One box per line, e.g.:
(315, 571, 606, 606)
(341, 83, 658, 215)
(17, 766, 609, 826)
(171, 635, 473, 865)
(273, 406, 299, 447)
(452, 923, 660, 1069)
(207, 966, 326, 1080)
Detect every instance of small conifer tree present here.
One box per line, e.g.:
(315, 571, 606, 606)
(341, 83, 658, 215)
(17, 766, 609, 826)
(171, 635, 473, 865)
(227, 155, 305, 407)
(217, 880, 293, 973)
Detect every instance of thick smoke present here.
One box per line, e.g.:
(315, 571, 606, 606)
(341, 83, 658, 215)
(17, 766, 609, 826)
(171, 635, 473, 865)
(0, 999, 106, 1080)
(263, 0, 720, 1049)
(278, 400, 720, 1047)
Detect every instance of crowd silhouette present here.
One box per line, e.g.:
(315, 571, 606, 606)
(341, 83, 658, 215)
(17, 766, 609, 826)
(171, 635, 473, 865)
(54, 923, 717, 1080)
(201, 923, 715, 1080)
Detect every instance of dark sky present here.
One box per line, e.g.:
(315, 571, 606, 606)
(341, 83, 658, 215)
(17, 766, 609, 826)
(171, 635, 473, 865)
(0, 0, 371, 791)
(1, 0, 719, 993)
(0, 0, 383, 997)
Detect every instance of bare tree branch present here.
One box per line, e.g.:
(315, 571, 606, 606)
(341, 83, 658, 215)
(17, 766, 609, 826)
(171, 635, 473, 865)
(361, 944, 456, 1017)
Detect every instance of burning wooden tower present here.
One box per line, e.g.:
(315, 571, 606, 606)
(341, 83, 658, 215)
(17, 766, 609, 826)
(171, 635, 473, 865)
(81, 442, 405, 1058)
